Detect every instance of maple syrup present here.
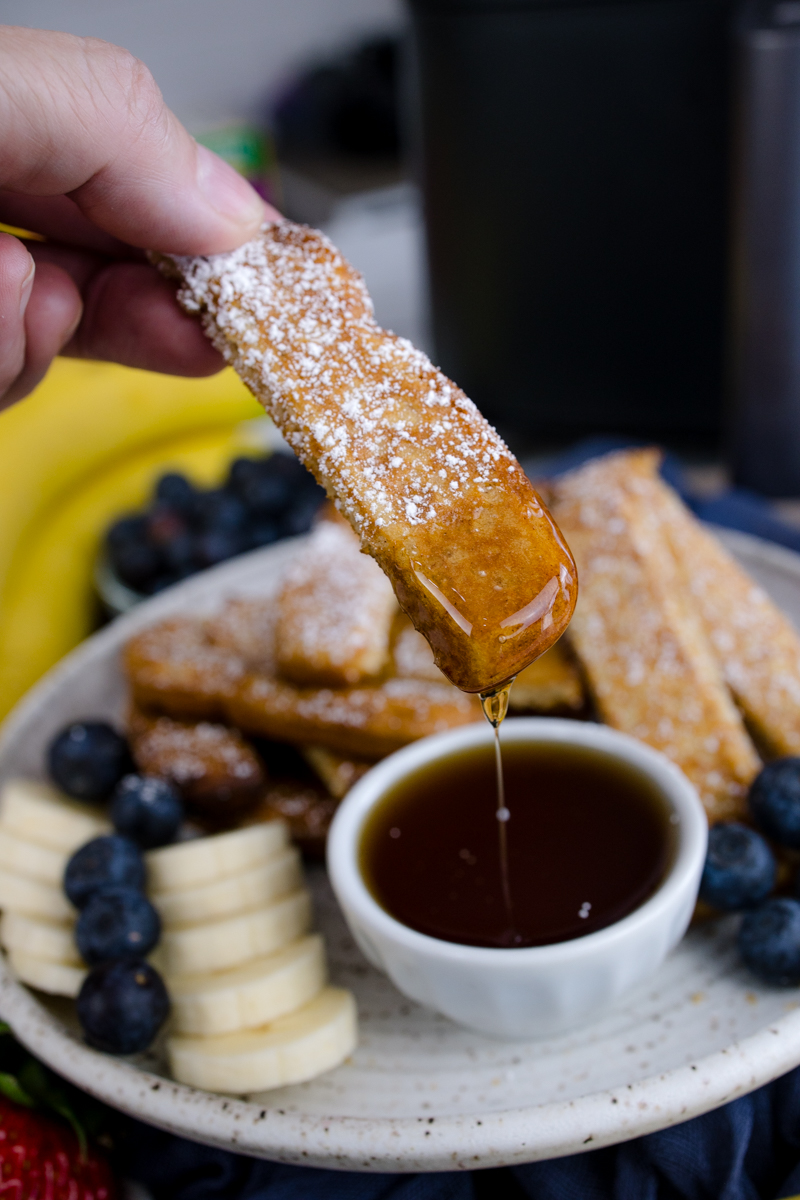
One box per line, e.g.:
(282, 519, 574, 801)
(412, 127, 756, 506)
(360, 739, 675, 949)
(479, 683, 514, 926)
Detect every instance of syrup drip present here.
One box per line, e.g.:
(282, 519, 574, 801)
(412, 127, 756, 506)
(479, 681, 517, 943)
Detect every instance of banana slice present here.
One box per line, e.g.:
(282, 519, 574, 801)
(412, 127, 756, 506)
(7, 948, 86, 997)
(168, 934, 326, 1035)
(152, 849, 302, 928)
(0, 869, 73, 922)
(0, 779, 108, 852)
(0, 912, 79, 965)
(0, 828, 66, 887)
(167, 986, 357, 1093)
(160, 889, 311, 976)
(146, 821, 288, 894)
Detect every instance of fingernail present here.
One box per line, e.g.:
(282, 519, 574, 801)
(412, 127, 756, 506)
(19, 258, 35, 318)
(196, 144, 265, 229)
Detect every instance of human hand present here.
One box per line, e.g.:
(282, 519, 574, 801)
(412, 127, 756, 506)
(0, 26, 277, 408)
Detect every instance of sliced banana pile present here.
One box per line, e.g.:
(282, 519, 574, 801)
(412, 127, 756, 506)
(0, 780, 357, 1093)
(0, 779, 109, 996)
(148, 823, 356, 1092)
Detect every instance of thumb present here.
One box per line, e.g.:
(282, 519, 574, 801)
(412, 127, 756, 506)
(0, 27, 274, 254)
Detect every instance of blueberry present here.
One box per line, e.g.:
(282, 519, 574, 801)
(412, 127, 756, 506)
(106, 515, 148, 551)
(739, 897, 800, 985)
(76, 886, 161, 965)
(239, 468, 292, 517)
(280, 491, 325, 537)
(111, 774, 183, 849)
(699, 822, 776, 911)
(64, 835, 145, 909)
(161, 532, 197, 575)
(48, 722, 133, 802)
(270, 451, 312, 484)
(246, 519, 280, 549)
(195, 530, 242, 567)
(108, 541, 161, 590)
(155, 472, 195, 514)
(194, 490, 249, 534)
(750, 758, 800, 849)
(146, 507, 187, 547)
(226, 456, 260, 493)
(77, 959, 170, 1054)
(141, 574, 180, 596)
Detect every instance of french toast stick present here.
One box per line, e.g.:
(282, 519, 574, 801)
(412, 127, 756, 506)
(275, 519, 398, 686)
(228, 674, 480, 760)
(123, 619, 245, 720)
(206, 598, 277, 674)
(509, 644, 585, 713)
(126, 611, 481, 760)
(157, 223, 576, 693)
(618, 450, 800, 758)
(128, 708, 265, 822)
(301, 746, 372, 799)
(551, 454, 760, 822)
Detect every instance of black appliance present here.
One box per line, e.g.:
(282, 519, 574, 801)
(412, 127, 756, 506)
(729, 0, 800, 494)
(408, 0, 735, 444)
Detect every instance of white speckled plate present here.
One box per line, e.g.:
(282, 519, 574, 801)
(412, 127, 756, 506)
(0, 529, 799, 1172)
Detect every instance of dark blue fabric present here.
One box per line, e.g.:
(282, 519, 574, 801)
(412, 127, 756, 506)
(121, 439, 800, 1199)
(532, 435, 800, 556)
(119, 1066, 800, 1199)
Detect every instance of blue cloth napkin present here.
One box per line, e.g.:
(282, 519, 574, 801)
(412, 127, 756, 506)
(121, 440, 800, 1200)
(528, 435, 800, 557)
(118, 1067, 800, 1200)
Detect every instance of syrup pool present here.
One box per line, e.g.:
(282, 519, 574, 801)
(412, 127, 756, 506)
(359, 740, 675, 949)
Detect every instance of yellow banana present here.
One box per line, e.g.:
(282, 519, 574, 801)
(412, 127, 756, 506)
(0, 359, 260, 600)
(0, 423, 253, 716)
(0, 358, 268, 716)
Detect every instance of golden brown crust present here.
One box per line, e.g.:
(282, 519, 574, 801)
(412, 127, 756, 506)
(300, 745, 373, 799)
(128, 709, 265, 823)
(124, 606, 481, 761)
(391, 616, 446, 683)
(228, 673, 480, 760)
(620, 455, 800, 758)
(124, 619, 245, 719)
(551, 452, 760, 823)
(160, 223, 577, 693)
(508, 643, 585, 713)
(205, 598, 277, 675)
(275, 520, 398, 686)
(242, 783, 339, 859)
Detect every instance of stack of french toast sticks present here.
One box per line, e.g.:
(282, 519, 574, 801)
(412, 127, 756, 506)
(124, 511, 582, 849)
(124, 447, 800, 839)
(549, 448, 800, 823)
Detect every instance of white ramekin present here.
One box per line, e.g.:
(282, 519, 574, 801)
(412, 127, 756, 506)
(327, 717, 708, 1040)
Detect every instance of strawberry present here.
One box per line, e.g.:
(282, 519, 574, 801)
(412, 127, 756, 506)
(0, 1094, 117, 1199)
(0, 1024, 117, 1199)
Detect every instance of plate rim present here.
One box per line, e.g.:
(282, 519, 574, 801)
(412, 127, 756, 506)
(0, 527, 799, 1171)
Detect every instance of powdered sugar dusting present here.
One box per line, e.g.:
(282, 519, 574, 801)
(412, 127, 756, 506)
(551, 451, 760, 822)
(275, 520, 398, 685)
(132, 716, 264, 787)
(167, 223, 516, 541)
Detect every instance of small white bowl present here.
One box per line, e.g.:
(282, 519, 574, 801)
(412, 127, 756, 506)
(327, 717, 708, 1040)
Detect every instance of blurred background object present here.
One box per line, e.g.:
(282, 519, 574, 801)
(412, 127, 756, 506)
(1, 0, 402, 132)
(407, 0, 735, 448)
(98, 443, 326, 615)
(729, 0, 800, 495)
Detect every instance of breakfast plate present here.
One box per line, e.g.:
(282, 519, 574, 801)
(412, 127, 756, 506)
(0, 529, 799, 1172)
